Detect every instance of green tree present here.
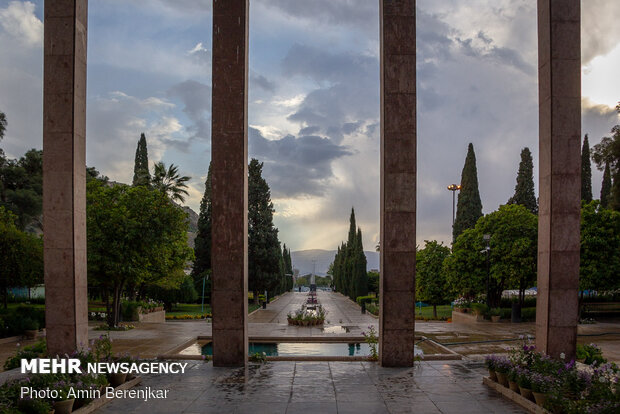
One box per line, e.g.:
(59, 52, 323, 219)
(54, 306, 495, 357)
(0, 207, 43, 308)
(581, 135, 593, 203)
(192, 164, 212, 296)
(592, 103, 620, 210)
(580, 201, 620, 296)
(416, 240, 451, 318)
(453, 143, 483, 241)
(86, 180, 193, 326)
(148, 275, 198, 311)
(152, 162, 190, 203)
(352, 228, 368, 300)
(367, 271, 379, 294)
(0, 111, 6, 140)
(600, 161, 612, 208)
(248, 159, 282, 301)
(507, 147, 537, 214)
(0, 149, 43, 230)
(132, 133, 151, 186)
(446, 204, 537, 308)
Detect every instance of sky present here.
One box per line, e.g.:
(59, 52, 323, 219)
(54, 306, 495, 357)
(1, 0, 619, 252)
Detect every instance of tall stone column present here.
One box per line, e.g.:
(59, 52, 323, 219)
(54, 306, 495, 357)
(536, 0, 581, 360)
(43, 0, 89, 356)
(211, 0, 249, 367)
(379, 0, 416, 367)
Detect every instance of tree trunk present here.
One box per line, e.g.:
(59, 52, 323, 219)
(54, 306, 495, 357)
(112, 281, 124, 327)
(433, 304, 437, 319)
(104, 288, 113, 327)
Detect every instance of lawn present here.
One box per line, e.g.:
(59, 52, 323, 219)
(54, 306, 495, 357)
(167, 303, 261, 316)
(167, 303, 211, 317)
(414, 304, 453, 319)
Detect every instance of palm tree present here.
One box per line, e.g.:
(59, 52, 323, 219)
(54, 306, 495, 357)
(0, 111, 7, 140)
(152, 162, 190, 203)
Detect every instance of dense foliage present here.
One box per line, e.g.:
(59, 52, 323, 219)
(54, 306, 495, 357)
(416, 240, 451, 318)
(580, 201, 620, 294)
(248, 159, 288, 299)
(86, 180, 193, 326)
(132, 133, 151, 187)
(581, 135, 593, 203)
(507, 147, 537, 214)
(332, 208, 368, 300)
(445, 204, 537, 308)
(453, 143, 483, 240)
(192, 164, 212, 300)
(0, 207, 43, 308)
(0, 148, 43, 230)
(592, 103, 620, 210)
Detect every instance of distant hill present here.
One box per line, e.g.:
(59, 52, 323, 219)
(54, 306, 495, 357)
(291, 249, 379, 276)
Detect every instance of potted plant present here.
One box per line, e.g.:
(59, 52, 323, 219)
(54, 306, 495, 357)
(515, 366, 534, 401)
(22, 317, 40, 339)
(489, 308, 501, 323)
(52, 380, 75, 414)
(530, 373, 553, 407)
(484, 355, 498, 381)
(507, 367, 520, 393)
(494, 357, 511, 387)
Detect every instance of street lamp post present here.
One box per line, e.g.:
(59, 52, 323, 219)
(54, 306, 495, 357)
(482, 234, 491, 306)
(447, 184, 462, 241)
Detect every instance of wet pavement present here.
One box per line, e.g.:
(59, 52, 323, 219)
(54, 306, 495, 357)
(93, 360, 527, 414)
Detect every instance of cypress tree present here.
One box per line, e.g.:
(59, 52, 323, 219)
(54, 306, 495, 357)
(248, 159, 282, 300)
(132, 133, 151, 186)
(453, 143, 483, 241)
(354, 228, 368, 299)
(345, 208, 357, 298)
(192, 164, 212, 290)
(508, 147, 537, 214)
(601, 161, 612, 208)
(581, 135, 593, 202)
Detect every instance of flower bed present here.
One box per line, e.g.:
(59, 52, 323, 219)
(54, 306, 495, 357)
(485, 340, 619, 413)
(165, 313, 212, 320)
(0, 335, 139, 413)
(287, 304, 327, 326)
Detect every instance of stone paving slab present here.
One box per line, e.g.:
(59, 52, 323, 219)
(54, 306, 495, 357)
(93, 360, 527, 414)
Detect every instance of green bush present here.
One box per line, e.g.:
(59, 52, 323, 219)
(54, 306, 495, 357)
(499, 296, 537, 308)
(521, 307, 536, 321)
(576, 343, 606, 365)
(366, 303, 379, 316)
(356, 295, 376, 305)
(499, 308, 512, 319)
(489, 308, 501, 316)
(120, 301, 141, 321)
(4, 339, 46, 370)
(471, 303, 489, 316)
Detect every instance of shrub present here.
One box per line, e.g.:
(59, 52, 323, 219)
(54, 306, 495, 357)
(356, 296, 376, 305)
(576, 343, 606, 365)
(4, 339, 46, 370)
(471, 302, 489, 316)
(521, 307, 536, 321)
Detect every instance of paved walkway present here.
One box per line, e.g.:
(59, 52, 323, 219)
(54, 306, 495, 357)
(94, 360, 527, 414)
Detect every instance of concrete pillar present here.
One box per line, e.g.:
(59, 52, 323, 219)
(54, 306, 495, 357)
(43, 0, 89, 355)
(536, 0, 581, 360)
(211, 0, 249, 367)
(379, 0, 416, 367)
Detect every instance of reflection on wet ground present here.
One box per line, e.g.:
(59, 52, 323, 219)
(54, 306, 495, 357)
(94, 360, 527, 414)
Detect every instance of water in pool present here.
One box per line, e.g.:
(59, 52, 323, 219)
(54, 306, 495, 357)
(199, 342, 422, 357)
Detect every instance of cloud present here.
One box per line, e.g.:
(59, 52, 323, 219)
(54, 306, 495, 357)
(167, 80, 211, 145)
(251, 73, 276, 92)
(249, 127, 353, 197)
(86, 91, 178, 183)
(260, 0, 376, 30)
(582, 0, 620, 64)
(281, 44, 379, 143)
(0, 1, 42, 47)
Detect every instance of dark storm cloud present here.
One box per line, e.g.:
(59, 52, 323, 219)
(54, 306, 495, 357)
(249, 127, 353, 197)
(457, 32, 534, 75)
(167, 80, 211, 145)
(281, 44, 379, 144)
(251, 73, 276, 92)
